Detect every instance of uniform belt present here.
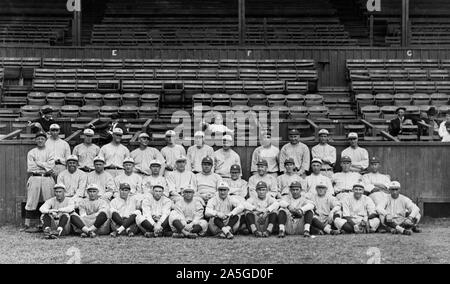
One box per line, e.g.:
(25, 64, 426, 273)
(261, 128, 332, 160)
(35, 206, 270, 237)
(80, 168, 93, 173)
(31, 173, 52, 177)
(337, 189, 352, 194)
(105, 166, 122, 170)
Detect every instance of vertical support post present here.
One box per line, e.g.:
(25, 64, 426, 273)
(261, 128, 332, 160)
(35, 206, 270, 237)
(238, 0, 246, 45)
(369, 14, 374, 47)
(401, 0, 410, 47)
(74, 10, 81, 46)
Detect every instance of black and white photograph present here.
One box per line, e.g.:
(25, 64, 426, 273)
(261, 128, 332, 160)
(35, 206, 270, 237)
(0, 0, 449, 268)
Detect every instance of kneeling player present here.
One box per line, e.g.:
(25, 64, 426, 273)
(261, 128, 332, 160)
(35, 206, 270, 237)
(70, 184, 110, 238)
(136, 184, 173, 238)
(245, 181, 280, 238)
(205, 181, 245, 239)
(335, 183, 380, 234)
(169, 187, 208, 239)
(306, 181, 341, 235)
(278, 181, 315, 238)
(378, 181, 421, 235)
(110, 183, 142, 237)
(39, 184, 75, 239)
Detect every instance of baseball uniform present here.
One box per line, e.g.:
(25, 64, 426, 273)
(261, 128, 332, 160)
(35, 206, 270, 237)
(136, 194, 173, 234)
(331, 171, 363, 200)
(341, 146, 369, 173)
(378, 194, 421, 227)
(213, 148, 241, 178)
(186, 144, 214, 173)
(141, 175, 169, 197)
(99, 142, 130, 177)
(114, 172, 143, 197)
(166, 169, 196, 202)
(311, 143, 336, 178)
(57, 169, 87, 205)
(306, 192, 341, 234)
(130, 146, 165, 176)
(248, 173, 279, 198)
(251, 145, 280, 175)
(362, 172, 391, 207)
(245, 194, 280, 233)
(161, 144, 187, 172)
(39, 196, 75, 235)
(279, 142, 310, 174)
(278, 194, 314, 235)
(71, 197, 111, 235)
(86, 171, 115, 200)
(109, 194, 142, 234)
(45, 137, 71, 177)
(223, 178, 248, 200)
(305, 173, 334, 196)
(205, 195, 245, 235)
(277, 173, 307, 196)
(335, 194, 380, 232)
(194, 171, 222, 202)
(72, 142, 100, 171)
(169, 198, 208, 236)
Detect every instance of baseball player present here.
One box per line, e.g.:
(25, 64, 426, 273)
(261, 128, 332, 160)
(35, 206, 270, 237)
(70, 184, 111, 238)
(213, 135, 241, 178)
(109, 183, 142, 237)
(169, 187, 208, 239)
(306, 181, 341, 235)
(331, 156, 363, 200)
(334, 183, 380, 234)
(136, 184, 173, 238)
(141, 160, 169, 196)
(160, 130, 187, 173)
(311, 129, 336, 178)
(277, 158, 307, 196)
(72, 128, 100, 173)
(245, 181, 280, 237)
(250, 132, 279, 177)
(362, 157, 392, 208)
(279, 129, 310, 176)
(39, 184, 75, 239)
(305, 158, 334, 195)
(377, 181, 421, 235)
(195, 156, 222, 203)
(45, 124, 71, 178)
(248, 159, 279, 199)
(130, 132, 165, 176)
(205, 181, 245, 239)
(113, 157, 143, 197)
(187, 131, 214, 174)
(99, 128, 130, 178)
(166, 155, 196, 202)
(86, 156, 115, 201)
(278, 181, 315, 238)
(223, 164, 248, 201)
(57, 155, 87, 207)
(24, 131, 55, 233)
(341, 132, 369, 173)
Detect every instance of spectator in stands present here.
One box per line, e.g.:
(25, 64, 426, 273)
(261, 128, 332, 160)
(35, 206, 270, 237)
(86, 156, 115, 201)
(279, 129, 310, 177)
(166, 155, 196, 203)
(28, 106, 56, 134)
(418, 107, 439, 137)
(362, 157, 391, 209)
(161, 130, 187, 173)
(90, 114, 128, 145)
(248, 159, 279, 199)
(311, 129, 336, 178)
(389, 107, 407, 137)
(341, 132, 369, 173)
(72, 129, 100, 173)
(45, 124, 71, 178)
(99, 128, 131, 178)
(251, 132, 279, 177)
(187, 131, 214, 174)
(213, 135, 241, 179)
(113, 157, 143, 198)
(331, 156, 363, 201)
(130, 132, 165, 177)
(305, 158, 333, 196)
(439, 114, 450, 142)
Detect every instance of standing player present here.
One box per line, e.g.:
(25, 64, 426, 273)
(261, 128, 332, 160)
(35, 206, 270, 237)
(334, 183, 380, 234)
(248, 159, 279, 198)
(113, 157, 143, 197)
(131, 132, 165, 177)
(160, 130, 186, 173)
(195, 156, 222, 203)
(224, 164, 248, 201)
(187, 131, 214, 174)
(378, 181, 421, 235)
(45, 124, 71, 178)
(39, 184, 75, 239)
(278, 181, 315, 237)
(136, 184, 173, 238)
(169, 187, 208, 239)
(341, 132, 369, 173)
(277, 158, 307, 196)
(362, 157, 392, 208)
(311, 129, 336, 178)
(305, 158, 333, 195)
(109, 183, 142, 237)
(245, 181, 280, 237)
(70, 184, 111, 237)
(86, 156, 115, 201)
(24, 131, 55, 233)
(331, 156, 363, 200)
(250, 132, 279, 177)
(99, 128, 130, 178)
(141, 160, 169, 196)
(279, 129, 310, 177)
(166, 155, 197, 202)
(72, 129, 100, 173)
(57, 155, 87, 206)
(213, 135, 241, 178)
(205, 181, 245, 239)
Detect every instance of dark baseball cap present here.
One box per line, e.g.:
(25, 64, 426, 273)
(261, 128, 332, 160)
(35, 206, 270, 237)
(201, 156, 213, 164)
(35, 131, 47, 139)
(256, 181, 268, 189)
(370, 157, 380, 164)
(256, 159, 268, 166)
(284, 158, 295, 165)
(288, 129, 300, 135)
(289, 181, 303, 189)
(341, 156, 352, 163)
(230, 164, 241, 172)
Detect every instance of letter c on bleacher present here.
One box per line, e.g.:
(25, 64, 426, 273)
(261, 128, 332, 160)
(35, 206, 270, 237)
(66, 0, 81, 12)
(366, 0, 381, 12)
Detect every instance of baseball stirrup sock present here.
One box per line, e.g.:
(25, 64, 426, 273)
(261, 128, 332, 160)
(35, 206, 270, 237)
(42, 214, 52, 228)
(278, 211, 287, 225)
(227, 215, 239, 228)
(59, 214, 69, 227)
(213, 217, 225, 229)
(304, 211, 313, 224)
(94, 212, 108, 228)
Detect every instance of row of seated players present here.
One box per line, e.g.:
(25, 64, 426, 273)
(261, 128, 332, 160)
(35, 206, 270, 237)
(26, 129, 421, 238)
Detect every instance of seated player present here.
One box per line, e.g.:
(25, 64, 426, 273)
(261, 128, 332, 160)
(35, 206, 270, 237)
(169, 187, 208, 239)
(141, 160, 168, 197)
(277, 158, 307, 196)
(39, 184, 75, 239)
(248, 159, 279, 199)
(331, 156, 362, 200)
(136, 184, 173, 238)
(113, 157, 142, 198)
(245, 181, 280, 238)
(306, 181, 341, 235)
(109, 183, 142, 237)
(362, 157, 391, 208)
(86, 156, 115, 201)
(335, 183, 380, 234)
(70, 184, 111, 238)
(205, 181, 245, 239)
(378, 181, 421, 235)
(166, 155, 196, 202)
(195, 156, 222, 203)
(278, 181, 315, 238)
(223, 164, 248, 201)
(305, 158, 333, 195)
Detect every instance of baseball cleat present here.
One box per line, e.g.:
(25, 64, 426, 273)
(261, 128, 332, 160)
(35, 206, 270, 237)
(43, 227, 51, 238)
(89, 231, 97, 238)
(262, 231, 271, 238)
(240, 228, 250, 235)
(225, 232, 234, 240)
(330, 229, 341, 235)
(110, 231, 118, 238)
(303, 231, 311, 238)
(80, 232, 89, 238)
(254, 231, 263, 238)
(172, 233, 184, 238)
(127, 231, 135, 237)
(403, 229, 412, 236)
(144, 232, 155, 238)
(187, 233, 197, 239)
(218, 232, 226, 239)
(278, 229, 286, 238)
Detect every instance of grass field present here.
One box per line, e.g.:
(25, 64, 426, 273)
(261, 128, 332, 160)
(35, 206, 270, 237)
(1, 218, 449, 264)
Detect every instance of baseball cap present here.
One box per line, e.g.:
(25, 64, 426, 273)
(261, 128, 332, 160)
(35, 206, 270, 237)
(152, 184, 165, 190)
(202, 156, 213, 164)
(318, 129, 329, 135)
(341, 156, 352, 163)
(353, 183, 365, 190)
(113, 128, 123, 135)
(54, 183, 66, 190)
(123, 157, 135, 165)
(217, 181, 230, 190)
(289, 181, 303, 189)
(256, 159, 268, 166)
(230, 164, 241, 172)
(35, 131, 47, 139)
(49, 124, 60, 130)
(83, 128, 94, 136)
(370, 157, 380, 164)
(41, 106, 53, 114)
(165, 130, 176, 137)
(93, 156, 105, 163)
(150, 160, 162, 166)
(66, 155, 78, 163)
(223, 134, 233, 142)
(176, 155, 187, 162)
(182, 187, 195, 193)
(194, 131, 205, 137)
(311, 158, 323, 165)
(288, 129, 300, 135)
(389, 181, 401, 189)
(138, 132, 150, 139)
(315, 180, 328, 189)
(120, 183, 131, 190)
(284, 158, 295, 165)
(396, 107, 407, 113)
(347, 132, 358, 139)
(256, 181, 268, 189)
(87, 184, 100, 191)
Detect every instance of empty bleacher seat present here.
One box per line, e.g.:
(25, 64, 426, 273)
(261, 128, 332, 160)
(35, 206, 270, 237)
(65, 92, 84, 106)
(46, 92, 65, 106)
(80, 105, 100, 118)
(267, 94, 286, 107)
(27, 92, 46, 106)
(84, 93, 103, 106)
(286, 93, 305, 107)
(60, 105, 80, 118)
(100, 105, 119, 118)
(141, 93, 160, 107)
(230, 93, 249, 106)
(248, 94, 267, 106)
(122, 93, 140, 106)
(103, 93, 122, 106)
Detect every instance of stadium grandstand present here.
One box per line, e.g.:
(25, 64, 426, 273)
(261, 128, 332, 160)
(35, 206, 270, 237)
(0, 0, 449, 227)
